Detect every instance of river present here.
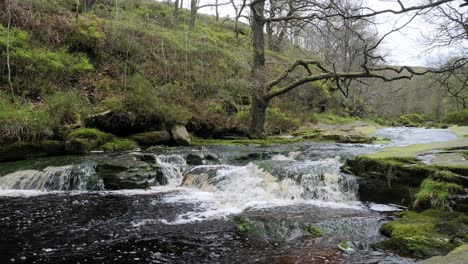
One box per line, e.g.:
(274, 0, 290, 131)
(0, 127, 458, 263)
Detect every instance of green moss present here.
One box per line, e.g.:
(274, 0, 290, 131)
(414, 179, 463, 210)
(375, 210, 466, 258)
(101, 138, 137, 151)
(234, 216, 254, 234)
(311, 112, 360, 125)
(67, 128, 114, 145)
(339, 241, 349, 249)
(443, 109, 468, 126)
(396, 114, 425, 127)
(303, 224, 325, 237)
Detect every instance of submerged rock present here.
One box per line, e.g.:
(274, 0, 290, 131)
(171, 125, 191, 146)
(96, 155, 165, 189)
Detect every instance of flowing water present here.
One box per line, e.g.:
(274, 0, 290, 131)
(0, 128, 457, 263)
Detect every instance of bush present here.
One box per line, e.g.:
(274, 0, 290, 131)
(45, 91, 91, 136)
(443, 109, 468, 126)
(124, 75, 192, 125)
(265, 107, 300, 134)
(397, 114, 425, 127)
(0, 96, 53, 143)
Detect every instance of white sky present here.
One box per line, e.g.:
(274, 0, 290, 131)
(174, 0, 466, 67)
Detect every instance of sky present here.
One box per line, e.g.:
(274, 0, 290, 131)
(175, 0, 466, 67)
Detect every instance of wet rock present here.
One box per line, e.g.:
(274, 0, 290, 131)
(375, 210, 467, 259)
(422, 244, 468, 264)
(338, 134, 376, 144)
(130, 131, 172, 146)
(171, 125, 191, 146)
(0, 141, 66, 162)
(96, 155, 165, 189)
(185, 153, 220, 165)
(182, 166, 231, 191)
(65, 138, 99, 154)
(185, 153, 204, 165)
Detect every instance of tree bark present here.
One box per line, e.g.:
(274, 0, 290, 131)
(249, 0, 267, 138)
(189, 0, 197, 29)
(174, 0, 179, 17)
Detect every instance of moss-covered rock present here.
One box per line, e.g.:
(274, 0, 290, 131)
(0, 141, 66, 162)
(101, 138, 138, 151)
(422, 244, 468, 264)
(65, 128, 136, 153)
(375, 210, 468, 259)
(342, 143, 468, 210)
(413, 179, 464, 211)
(130, 131, 172, 146)
(96, 155, 165, 189)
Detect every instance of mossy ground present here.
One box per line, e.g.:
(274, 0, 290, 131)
(375, 210, 468, 258)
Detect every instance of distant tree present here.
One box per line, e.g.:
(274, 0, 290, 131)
(433, 60, 467, 110)
(189, 0, 231, 29)
(247, 0, 466, 137)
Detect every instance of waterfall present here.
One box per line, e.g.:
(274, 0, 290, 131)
(182, 158, 358, 203)
(0, 163, 101, 191)
(154, 154, 186, 186)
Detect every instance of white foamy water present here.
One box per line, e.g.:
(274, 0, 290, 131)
(2, 127, 455, 224)
(0, 163, 99, 191)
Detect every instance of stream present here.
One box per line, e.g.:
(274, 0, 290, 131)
(0, 128, 458, 263)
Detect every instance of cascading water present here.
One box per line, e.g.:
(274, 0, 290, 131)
(0, 163, 101, 191)
(153, 154, 186, 186)
(0, 127, 456, 263)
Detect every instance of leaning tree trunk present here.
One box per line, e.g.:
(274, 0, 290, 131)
(249, 0, 268, 138)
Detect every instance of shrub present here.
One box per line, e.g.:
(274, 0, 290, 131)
(68, 16, 104, 53)
(0, 96, 53, 143)
(45, 91, 91, 135)
(397, 114, 425, 127)
(124, 75, 192, 125)
(265, 107, 300, 134)
(443, 109, 468, 126)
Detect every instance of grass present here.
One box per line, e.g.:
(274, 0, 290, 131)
(414, 179, 463, 210)
(375, 210, 467, 258)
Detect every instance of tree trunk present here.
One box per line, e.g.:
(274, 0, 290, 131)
(174, 0, 179, 17)
(250, 96, 268, 138)
(249, 0, 267, 138)
(215, 0, 219, 21)
(189, 0, 197, 29)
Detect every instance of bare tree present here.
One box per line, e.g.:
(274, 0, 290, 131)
(433, 60, 468, 109)
(247, 0, 466, 137)
(190, 0, 231, 29)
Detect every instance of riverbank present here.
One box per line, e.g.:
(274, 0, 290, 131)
(343, 126, 468, 259)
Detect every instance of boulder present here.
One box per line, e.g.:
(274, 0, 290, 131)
(171, 125, 191, 146)
(422, 244, 468, 264)
(96, 155, 165, 189)
(65, 138, 99, 154)
(130, 131, 172, 146)
(0, 141, 66, 162)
